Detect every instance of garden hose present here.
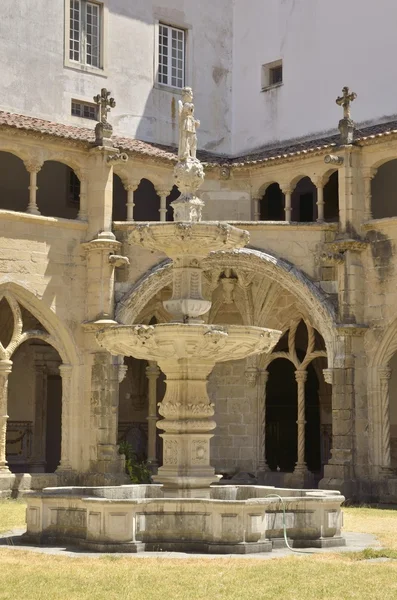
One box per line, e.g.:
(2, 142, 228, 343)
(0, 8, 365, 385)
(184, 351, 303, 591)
(265, 494, 314, 554)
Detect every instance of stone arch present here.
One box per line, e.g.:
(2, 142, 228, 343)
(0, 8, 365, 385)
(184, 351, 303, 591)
(290, 176, 317, 222)
(0, 281, 80, 366)
(259, 183, 285, 221)
(371, 158, 397, 219)
(0, 150, 30, 212)
(367, 316, 397, 474)
(116, 248, 337, 364)
(37, 160, 80, 219)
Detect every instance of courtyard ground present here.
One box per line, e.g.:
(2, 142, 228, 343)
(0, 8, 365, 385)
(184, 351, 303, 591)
(0, 500, 397, 600)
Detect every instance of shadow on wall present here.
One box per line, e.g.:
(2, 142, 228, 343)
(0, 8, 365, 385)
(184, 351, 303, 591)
(0, 152, 80, 219)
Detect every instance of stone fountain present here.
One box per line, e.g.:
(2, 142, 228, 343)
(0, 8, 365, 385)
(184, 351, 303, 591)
(24, 87, 345, 553)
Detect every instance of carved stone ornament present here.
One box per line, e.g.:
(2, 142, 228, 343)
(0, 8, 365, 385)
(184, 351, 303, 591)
(107, 152, 128, 164)
(336, 86, 357, 145)
(93, 88, 116, 147)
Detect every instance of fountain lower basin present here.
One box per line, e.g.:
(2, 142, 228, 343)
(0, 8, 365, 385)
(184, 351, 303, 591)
(24, 484, 345, 553)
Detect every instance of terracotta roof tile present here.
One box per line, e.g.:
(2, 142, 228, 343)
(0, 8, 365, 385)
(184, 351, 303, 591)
(1, 109, 397, 167)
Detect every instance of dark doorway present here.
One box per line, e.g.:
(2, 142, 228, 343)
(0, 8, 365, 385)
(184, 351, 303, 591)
(260, 183, 285, 221)
(266, 358, 297, 471)
(45, 375, 62, 472)
(299, 193, 314, 222)
(265, 358, 321, 473)
(324, 171, 339, 221)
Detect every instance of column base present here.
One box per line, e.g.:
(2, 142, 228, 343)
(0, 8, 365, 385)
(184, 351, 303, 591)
(29, 461, 47, 473)
(153, 469, 220, 498)
(26, 207, 41, 216)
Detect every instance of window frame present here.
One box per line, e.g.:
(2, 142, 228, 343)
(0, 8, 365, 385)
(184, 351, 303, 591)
(71, 99, 98, 120)
(261, 59, 283, 92)
(157, 23, 186, 89)
(153, 18, 192, 93)
(64, 0, 108, 76)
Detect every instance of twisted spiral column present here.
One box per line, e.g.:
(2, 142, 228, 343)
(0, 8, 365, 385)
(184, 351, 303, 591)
(0, 360, 12, 473)
(379, 367, 393, 474)
(257, 370, 269, 472)
(294, 370, 308, 473)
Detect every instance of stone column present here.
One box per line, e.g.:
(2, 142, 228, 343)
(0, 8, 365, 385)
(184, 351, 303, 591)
(146, 361, 160, 471)
(253, 195, 261, 221)
(316, 182, 325, 223)
(257, 369, 269, 473)
(0, 360, 12, 473)
(362, 168, 376, 222)
(294, 370, 308, 473)
(124, 181, 139, 221)
(78, 174, 88, 221)
(281, 185, 293, 222)
(24, 161, 42, 215)
(30, 362, 48, 472)
(379, 367, 393, 475)
(57, 364, 73, 472)
(156, 189, 171, 222)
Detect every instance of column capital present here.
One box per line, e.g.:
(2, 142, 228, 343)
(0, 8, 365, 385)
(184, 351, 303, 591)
(378, 367, 392, 381)
(0, 359, 13, 375)
(244, 366, 258, 387)
(294, 370, 307, 383)
(155, 188, 171, 198)
(24, 160, 43, 173)
(280, 183, 294, 195)
(362, 167, 377, 181)
(123, 180, 140, 192)
(323, 368, 333, 385)
(146, 362, 160, 379)
(59, 364, 73, 377)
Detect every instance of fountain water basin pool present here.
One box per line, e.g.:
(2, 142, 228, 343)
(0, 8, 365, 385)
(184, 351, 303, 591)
(25, 484, 345, 553)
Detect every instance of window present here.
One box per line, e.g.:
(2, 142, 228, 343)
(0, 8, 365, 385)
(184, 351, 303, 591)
(69, 0, 101, 68)
(68, 170, 80, 207)
(71, 99, 98, 120)
(261, 60, 283, 91)
(158, 24, 185, 88)
(269, 65, 283, 86)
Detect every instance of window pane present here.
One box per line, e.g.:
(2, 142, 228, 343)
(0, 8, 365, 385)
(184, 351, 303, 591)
(170, 27, 184, 88)
(86, 2, 100, 67)
(158, 24, 169, 85)
(69, 0, 80, 62)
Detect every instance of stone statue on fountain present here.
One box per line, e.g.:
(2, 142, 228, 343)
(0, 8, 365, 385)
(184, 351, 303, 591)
(172, 87, 205, 222)
(178, 87, 200, 160)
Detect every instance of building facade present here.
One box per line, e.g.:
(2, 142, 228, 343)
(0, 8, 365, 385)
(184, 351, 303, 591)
(0, 0, 397, 502)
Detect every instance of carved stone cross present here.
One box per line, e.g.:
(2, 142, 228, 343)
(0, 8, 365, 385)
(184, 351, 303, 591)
(93, 88, 116, 124)
(336, 86, 357, 120)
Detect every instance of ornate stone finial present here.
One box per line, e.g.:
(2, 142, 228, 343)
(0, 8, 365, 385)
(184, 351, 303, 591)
(336, 86, 357, 145)
(172, 87, 205, 222)
(93, 88, 116, 148)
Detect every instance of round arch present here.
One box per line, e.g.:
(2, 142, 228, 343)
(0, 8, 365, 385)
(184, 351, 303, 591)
(116, 248, 337, 364)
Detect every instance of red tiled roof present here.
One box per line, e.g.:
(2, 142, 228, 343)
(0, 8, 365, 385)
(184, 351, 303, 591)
(1, 109, 397, 167)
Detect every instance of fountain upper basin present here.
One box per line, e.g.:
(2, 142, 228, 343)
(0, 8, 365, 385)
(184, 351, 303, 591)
(97, 323, 282, 364)
(128, 221, 250, 257)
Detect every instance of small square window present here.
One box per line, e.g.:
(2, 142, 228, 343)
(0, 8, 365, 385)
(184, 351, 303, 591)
(71, 99, 98, 120)
(269, 65, 283, 86)
(261, 60, 283, 91)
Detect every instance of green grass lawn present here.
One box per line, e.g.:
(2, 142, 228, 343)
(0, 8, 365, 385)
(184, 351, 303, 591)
(0, 499, 397, 600)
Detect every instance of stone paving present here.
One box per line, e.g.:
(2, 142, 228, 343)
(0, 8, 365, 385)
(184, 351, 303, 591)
(0, 528, 381, 560)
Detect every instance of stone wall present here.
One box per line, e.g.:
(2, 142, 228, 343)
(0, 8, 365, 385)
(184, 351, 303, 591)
(208, 359, 256, 474)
